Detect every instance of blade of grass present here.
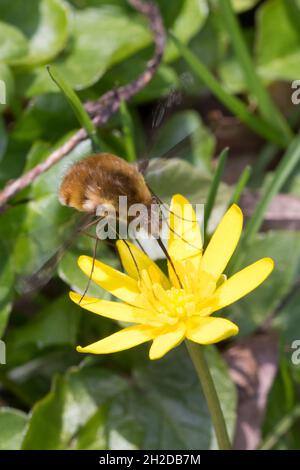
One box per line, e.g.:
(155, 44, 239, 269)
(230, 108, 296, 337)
(47, 65, 101, 151)
(243, 134, 300, 246)
(260, 403, 300, 450)
(229, 166, 252, 205)
(229, 134, 300, 272)
(254, 100, 300, 189)
(279, 355, 295, 411)
(170, 34, 288, 148)
(249, 143, 278, 188)
(120, 100, 137, 162)
(215, 0, 293, 142)
(204, 148, 228, 241)
(283, 0, 300, 42)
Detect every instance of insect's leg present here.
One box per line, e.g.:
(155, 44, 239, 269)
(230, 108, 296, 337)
(79, 214, 141, 303)
(79, 216, 103, 233)
(110, 219, 142, 280)
(148, 189, 203, 253)
(79, 236, 99, 305)
(81, 230, 115, 247)
(135, 237, 147, 255)
(156, 236, 182, 288)
(78, 215, 107, 304)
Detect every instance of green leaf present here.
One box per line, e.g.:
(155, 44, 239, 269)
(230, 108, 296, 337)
(0, 408, 28, 450)
(5, 296, 81, 365)
(13, 94, 77, 143)
(0, 262, 14, 338)
(58, 244, 119, 299)
(0, 139, 29, 188)
(0, 21, 28, 62)
(0, 0, 69, 67)
(120, 101, 136, 162)
(75, 406, 108, 450)
(19, 0, 208, 96)
(146, 157, 231, 216)
(133, 347, 236, 449)
(232, 0, 260, 12)
(227, 231, 300, 336)
(21, 368, 128, 449)
(47, 65, 100, 150)
(0, 206, 25, 337)
(0, 303, 12, 339)
(0, 350, 83, 406)
(212, 0, 260, 13)
(175, 14, 226, 83)
(22, 347, 236, 450)
(19, 5, 152, 95)
(149, 111, 214, 172)
(90, 51, 180, 104)
(134, 65, 180, 103)
(256, 0, 300, 81)
(12, 195, 76, 278)
(0, 62, 15, 112)
(218, 56, 247, 94)
(0, 116, 8, 160)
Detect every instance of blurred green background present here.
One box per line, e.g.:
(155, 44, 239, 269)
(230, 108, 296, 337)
(1, 0, 300, 450)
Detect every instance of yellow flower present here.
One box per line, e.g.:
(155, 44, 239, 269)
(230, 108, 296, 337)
(70, 195, 274, 360)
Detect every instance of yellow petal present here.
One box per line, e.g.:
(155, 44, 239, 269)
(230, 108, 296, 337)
(201, 204, 243, 279)
(149, 323, 186, 360)
(116, 240, 170, 289)
(168, 194, 202, 268)
(78, 255, 142, 306)
(196, 270, 217, 300)
(213, 257, 274, 311)
(186, 317, 239, 344)
(77, 324, 156, 355)
(69, 292, 153, 324)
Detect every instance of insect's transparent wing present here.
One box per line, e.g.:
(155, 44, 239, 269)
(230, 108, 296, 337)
(146, 109, 213, 168)
(14, 208, 92, 294)
(17, 239, 72, 294)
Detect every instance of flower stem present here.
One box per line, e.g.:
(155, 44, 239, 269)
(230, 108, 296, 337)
(185, 340, 231, 450)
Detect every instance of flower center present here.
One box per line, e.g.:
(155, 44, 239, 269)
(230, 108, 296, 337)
(139, 268, 215, 326)
(161, 287, 194, 317)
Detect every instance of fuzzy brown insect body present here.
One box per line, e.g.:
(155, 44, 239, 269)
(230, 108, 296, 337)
(59, 153, 153, 215)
